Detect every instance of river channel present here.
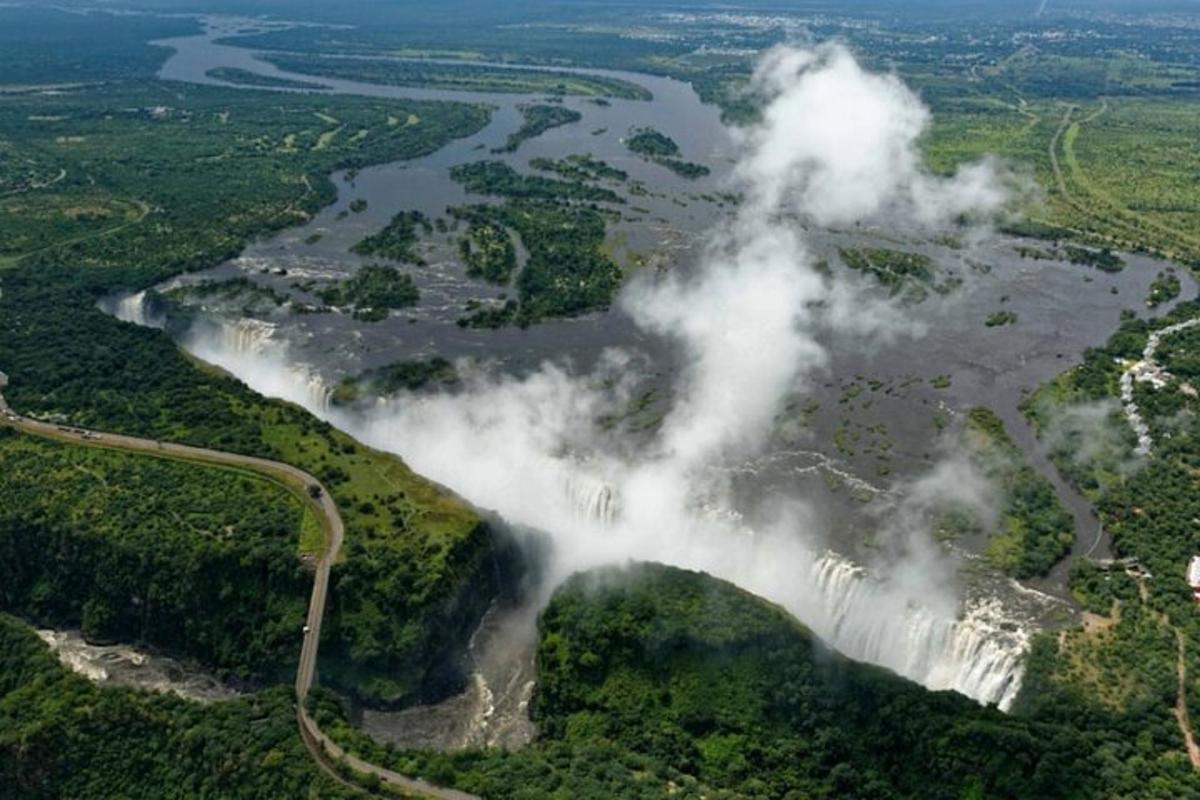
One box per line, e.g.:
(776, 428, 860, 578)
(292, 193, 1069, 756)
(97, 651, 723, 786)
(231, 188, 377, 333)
(106, 14, 1200, 730)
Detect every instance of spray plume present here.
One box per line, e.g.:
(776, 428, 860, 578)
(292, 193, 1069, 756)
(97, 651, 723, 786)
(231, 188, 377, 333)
(184, 43, 1028, 707)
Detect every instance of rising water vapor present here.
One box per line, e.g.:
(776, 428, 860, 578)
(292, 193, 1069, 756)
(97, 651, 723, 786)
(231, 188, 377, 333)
(174, 44, 1031, 707)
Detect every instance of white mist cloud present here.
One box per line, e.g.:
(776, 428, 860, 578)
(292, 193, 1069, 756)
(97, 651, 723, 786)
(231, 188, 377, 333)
(1039, 398, 1144, 477)
(740, 43, 1010, 228)
(180, 44, 1027, 706)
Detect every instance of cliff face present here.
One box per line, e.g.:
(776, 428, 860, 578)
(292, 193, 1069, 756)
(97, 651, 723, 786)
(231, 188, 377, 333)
(321, 517, 523, 709)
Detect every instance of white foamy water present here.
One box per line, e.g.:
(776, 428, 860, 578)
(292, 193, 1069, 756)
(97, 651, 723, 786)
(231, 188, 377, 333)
(144, 314, 1034, 710)
(809, 555, 1025, 708)
(107, 40, 1038, 712)
(108, 290, 165, 329)
(37, 629, 239, 703)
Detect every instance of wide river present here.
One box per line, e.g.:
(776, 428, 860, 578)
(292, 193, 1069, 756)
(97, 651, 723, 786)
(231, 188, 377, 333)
(106, 14, 1199, 724)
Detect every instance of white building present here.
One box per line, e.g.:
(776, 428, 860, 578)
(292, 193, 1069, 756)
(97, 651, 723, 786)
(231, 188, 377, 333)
(1188, 556, 1200, 603)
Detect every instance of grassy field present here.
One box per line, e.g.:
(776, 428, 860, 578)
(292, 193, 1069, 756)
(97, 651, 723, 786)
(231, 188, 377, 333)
(258, 52, 652, 100)
(924, 94, 1200, 266)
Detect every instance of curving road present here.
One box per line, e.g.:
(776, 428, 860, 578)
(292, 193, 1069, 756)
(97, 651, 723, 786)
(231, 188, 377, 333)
(0, 374, 479, 800)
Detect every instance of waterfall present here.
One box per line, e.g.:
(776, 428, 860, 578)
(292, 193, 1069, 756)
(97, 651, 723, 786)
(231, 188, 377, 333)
(139, 309, 1033, 712)
(107, 291, 166, 329)
(220, 318, 277, 356)
(188, 317, 332, 412)
(809, 554, 1025, 710)
(562, 470, 620, 526)
(558, 480, 1030, 710)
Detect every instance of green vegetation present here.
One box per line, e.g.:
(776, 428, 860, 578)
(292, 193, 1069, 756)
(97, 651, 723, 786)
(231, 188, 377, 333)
(165, 277, 290, 317)
(0, 82, 489, 271)
(317, 264, 419, 321)
(0, 614, 357, 799)
(1157, 326, 1200, 382)
(205, 67, 326, 91)
(451, 202, 622, 323)
(0, 428, 312, 682)
(625, 127, 710, 179)
(450, 160, 621, 204)
(839, 247, 959, 302)
(457, 298, 519, 329)
(0, 7, 197, 85)
(1013, 301, 1200, 795)
(258, 53, 652, 100)
(626, 127, 679, 158)
(493, 103, 581, 153)
(331, 357, 459, 406)
(314, 563, 1090, 800)
(2, 264, 495, 706)
(960, 407, 1074, 577)
(986, 310, 1019, 327)
(0, 73, 497, 707)
(658, 158, 711, 179)
(1148, 269, 1183, 308)
(925, 96, 1200, 268)
(351, 209, 431, 264)
(530, 153, 627, 183)
(458, 220, 517, 284)
(349, 198, 368, 213)
(1063, 245, 1125, 273)
(446, 157, 626, 322)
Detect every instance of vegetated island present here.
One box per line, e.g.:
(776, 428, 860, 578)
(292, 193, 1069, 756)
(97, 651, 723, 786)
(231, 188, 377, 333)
(257, 52, 652, 100)
(317, 263, 419, 321)
(625, 126, 710, 179)
(1148, 268, 1182, 307)
(450, 160, 622, 204)
(351, 209, 431, 264)
(530, 153, 628, 183)
(839, 247, 961, 302)
(492, 103, 582, 153)
(985, 310, 1019, 327)
(331, 356, 460, 406)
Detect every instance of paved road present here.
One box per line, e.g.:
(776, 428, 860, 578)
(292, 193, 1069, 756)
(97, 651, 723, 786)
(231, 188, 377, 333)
(0, 376, 340, 701)
(0, 378, 479, 799)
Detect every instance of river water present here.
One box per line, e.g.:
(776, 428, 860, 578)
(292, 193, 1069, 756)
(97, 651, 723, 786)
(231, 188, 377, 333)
(108, 15, 1199, 733)
(37, 628, 240, 702)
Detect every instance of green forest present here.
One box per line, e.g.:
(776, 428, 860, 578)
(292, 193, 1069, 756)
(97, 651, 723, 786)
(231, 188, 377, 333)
(959, 407, 1075, 578)
(0, 68, 500, 710)
(494, 104, 582, 153)
(0, 429, 313, 683)
(352, 210, 432, 264)
(0, 615, 356, 799)
(312, 563, 1096, 800)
